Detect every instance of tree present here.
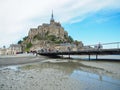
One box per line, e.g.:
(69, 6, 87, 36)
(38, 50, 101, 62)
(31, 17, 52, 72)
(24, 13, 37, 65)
(23, 36, 28, 41)
(26, 42, 32, 49)
(74, 40, 79, 46)
(68, 36, 74, 43)
(24, 42, 33, 51)
(18, 40, 22, 44)
(3, 45, 6, 49)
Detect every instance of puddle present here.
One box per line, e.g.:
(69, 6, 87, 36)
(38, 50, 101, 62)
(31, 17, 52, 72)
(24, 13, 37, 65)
(71, 70, 120, 90)
(0, 65, 19, 71)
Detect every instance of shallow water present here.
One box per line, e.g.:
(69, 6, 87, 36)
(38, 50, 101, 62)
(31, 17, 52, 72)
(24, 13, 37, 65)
(71, 70, 120, 90)
(66, 55, 120, 60)
(21, 60, 120, 90)
(0, 65, 19, 71)
(0, 59, 120, 90)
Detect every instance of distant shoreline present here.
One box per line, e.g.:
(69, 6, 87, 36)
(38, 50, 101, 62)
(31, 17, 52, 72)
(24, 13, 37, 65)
(0, 54, 120, 66)
(0, 54, 47, 66)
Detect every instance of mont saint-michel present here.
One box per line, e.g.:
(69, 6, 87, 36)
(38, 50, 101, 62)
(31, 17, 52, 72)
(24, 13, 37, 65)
(0, 12, 84, 55)
(19, 12, 83, 52)
(0, 1, 120, 90)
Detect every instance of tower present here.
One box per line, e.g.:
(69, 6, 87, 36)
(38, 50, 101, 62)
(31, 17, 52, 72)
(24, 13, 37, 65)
(50, 10, 54, 23)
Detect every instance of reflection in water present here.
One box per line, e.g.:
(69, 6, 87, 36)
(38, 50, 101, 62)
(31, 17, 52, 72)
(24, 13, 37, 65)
(71, 70, 120, 90)
(21, 62, 79, 75)
(20, 60, 120, 90)
(99, 75, 102, 81)
(72, 70, 120, 84)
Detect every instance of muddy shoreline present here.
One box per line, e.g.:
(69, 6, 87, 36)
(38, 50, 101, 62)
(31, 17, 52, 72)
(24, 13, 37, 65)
(0, 54, 120, 90)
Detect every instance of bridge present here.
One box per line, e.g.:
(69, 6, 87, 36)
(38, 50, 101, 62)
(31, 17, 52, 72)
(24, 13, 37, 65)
(37, 42, 120, 60)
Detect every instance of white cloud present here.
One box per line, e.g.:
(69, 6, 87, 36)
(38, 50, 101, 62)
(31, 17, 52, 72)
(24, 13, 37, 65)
(0, 0, 120, 47)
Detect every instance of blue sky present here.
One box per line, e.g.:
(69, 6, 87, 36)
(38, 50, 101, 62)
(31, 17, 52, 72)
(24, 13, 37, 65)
(63, 9, 120, 45)
(0, 0, 120, 48)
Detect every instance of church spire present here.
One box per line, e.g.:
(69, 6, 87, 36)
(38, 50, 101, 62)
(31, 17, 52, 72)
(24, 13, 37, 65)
(50, 10, 54, 22)
(51, 10, 54, 20)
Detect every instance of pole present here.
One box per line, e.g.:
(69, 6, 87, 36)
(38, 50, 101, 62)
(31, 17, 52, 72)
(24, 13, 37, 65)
(89, 54, 90, 61)
(69, 54, 70, 59)
(62, 54, 63, 59)
(117, 43, 119, 49)
(96, 54, 98, 60)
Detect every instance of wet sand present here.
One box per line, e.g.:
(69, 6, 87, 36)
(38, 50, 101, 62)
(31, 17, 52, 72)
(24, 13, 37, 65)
(0, 54, 46, 66)
(0, 54, 120, 90)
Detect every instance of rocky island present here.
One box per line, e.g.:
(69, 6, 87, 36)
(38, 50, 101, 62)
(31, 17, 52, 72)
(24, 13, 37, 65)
(18, 12, 83, 52)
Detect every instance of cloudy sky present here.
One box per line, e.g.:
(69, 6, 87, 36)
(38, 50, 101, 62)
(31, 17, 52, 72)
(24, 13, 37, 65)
(0, 0, 120, 48)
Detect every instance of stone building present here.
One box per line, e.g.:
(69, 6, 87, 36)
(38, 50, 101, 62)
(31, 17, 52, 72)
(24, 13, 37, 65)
(0, 48, 6, 55)
(21, 12, 84, 51)
(20, 12, 73, 51)
(8, 44, 22, 54)
(28, 12, 68, 42)
(0, 44, 22, 55)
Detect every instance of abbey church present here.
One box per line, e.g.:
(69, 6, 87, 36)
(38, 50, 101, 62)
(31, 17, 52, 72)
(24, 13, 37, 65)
(28, 12, 68, 42)
(21, 12, 75, 51)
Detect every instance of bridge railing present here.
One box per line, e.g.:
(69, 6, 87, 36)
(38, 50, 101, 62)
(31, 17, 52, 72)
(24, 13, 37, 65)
(85, 42, 120, 50)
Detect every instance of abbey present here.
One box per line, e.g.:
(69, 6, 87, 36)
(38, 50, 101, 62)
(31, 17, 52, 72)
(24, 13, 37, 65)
(18, 12, 76, 51)
(28, 12, 68, 42)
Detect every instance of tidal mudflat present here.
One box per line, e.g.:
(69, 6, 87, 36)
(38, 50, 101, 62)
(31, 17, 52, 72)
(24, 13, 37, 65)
(0, 55, 120, 90)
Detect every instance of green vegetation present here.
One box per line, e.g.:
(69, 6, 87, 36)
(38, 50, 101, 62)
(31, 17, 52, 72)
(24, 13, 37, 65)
(25, 42, 32, 51)
(26, 42, 32, 48)
(33, 34, 64, 44)
(45, 31, 49, 36)
(17, 36, 28, 45)
(33, 34, 42, 40)
(18, 40, 22, 44)
(23, 36, 28, 40)
(54, 40, 63, 44)
(74, 40, 79, 46)
(64, 35, 74, 43)
(47, 35, 64, 44)
(68, 36, 74, 43)
(47, 35, 56, 41)
(17, 31, 74, 52)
